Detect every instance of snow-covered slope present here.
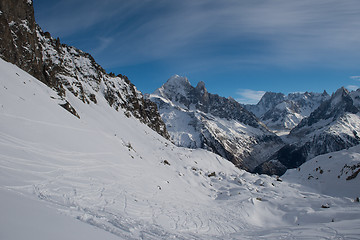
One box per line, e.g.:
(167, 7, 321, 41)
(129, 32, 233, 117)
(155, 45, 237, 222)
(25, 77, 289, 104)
(246, 91, 329, 134)
(2, 58, 360, 239)
(148, 75, 283, 171)
(0, 188, 121, 240)
(283, 145, 360, 198)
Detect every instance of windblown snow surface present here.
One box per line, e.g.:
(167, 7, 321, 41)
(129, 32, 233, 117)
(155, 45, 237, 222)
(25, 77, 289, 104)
(1, 58, 359, 239)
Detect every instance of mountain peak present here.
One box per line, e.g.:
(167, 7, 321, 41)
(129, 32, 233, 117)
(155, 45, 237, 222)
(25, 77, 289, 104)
(164, 75, 191, 88)
(152, 75, 194, 105)
(259, 92, 285, 102)
(330, 86, 351, 107)
(195, 81, 207, 94)
(257, 92, 285, 110)
(333, 86, 349, 97)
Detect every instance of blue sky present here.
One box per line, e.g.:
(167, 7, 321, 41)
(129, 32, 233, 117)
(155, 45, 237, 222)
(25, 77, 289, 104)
(34, 0, 360, 104)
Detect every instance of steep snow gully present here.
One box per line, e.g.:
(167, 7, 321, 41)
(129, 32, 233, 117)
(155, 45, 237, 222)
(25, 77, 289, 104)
(1, 59, 360, 239)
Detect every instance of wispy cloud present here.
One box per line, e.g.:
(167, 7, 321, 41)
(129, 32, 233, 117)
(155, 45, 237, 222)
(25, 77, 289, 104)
(350, 76, 360, 81)
(236, 89, 265, 105)
(92, 37, 114, 55)
(346, 85, 359, 91)
(35, 0, 360, 70)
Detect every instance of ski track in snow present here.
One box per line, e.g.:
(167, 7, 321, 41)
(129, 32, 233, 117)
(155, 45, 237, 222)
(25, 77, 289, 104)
(1, 59, 360, 239)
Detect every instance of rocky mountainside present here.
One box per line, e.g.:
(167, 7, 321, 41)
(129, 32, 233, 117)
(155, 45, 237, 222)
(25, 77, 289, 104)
(256, 87, 360, 175)
(0, 0, 169, 139)
(246, 91, 329, 133)
(148, 75, 283, 170)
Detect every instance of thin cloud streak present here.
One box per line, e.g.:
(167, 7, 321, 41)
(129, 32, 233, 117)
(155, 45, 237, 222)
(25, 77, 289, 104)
(236, 89, 265, 105)
(35, 0, 360, 71)
(350, 76, 360, 81)
(346, 85, 359, 91)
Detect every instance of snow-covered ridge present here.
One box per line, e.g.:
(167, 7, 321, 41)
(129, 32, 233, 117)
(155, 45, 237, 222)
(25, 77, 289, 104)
(1, 57, 360, 239)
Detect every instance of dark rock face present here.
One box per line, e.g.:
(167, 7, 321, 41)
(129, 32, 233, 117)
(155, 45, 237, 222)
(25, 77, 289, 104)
(253, 159, 287, 176)
(256, 92, 286, 113)
(0, 0, 44, 82)
(0, 0, 169, 139)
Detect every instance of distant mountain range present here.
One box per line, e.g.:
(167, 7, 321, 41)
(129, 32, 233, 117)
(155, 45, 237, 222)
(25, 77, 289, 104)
(256, 87, 360, 175)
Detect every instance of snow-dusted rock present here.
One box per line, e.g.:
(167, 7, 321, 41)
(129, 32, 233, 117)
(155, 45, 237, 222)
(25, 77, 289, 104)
(149, 75, 283, 170)
(246, 91, 329, 133)
(258, 87, 360, 175)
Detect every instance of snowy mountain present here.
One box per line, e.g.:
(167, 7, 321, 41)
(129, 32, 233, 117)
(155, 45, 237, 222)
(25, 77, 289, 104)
(0, 0, 169, 139)
(1, 57, 360, 239)
(148, 75, 283, 171)
(246, 91, 329, 134)
(257, 87, 360, 175)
